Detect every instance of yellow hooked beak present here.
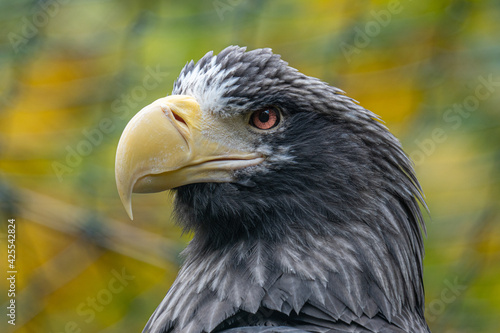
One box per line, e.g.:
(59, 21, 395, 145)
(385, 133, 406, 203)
(115, 95, 263, 220)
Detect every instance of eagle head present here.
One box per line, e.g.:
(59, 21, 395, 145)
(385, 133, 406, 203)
(115, 46, 429, 333)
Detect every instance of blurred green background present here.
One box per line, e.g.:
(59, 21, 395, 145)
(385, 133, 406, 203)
(0, 0, 499, 332)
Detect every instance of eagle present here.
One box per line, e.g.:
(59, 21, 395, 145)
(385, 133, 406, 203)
(115, 46, 430, 333)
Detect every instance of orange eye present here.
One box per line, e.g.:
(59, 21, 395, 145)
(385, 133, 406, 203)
(250, 108, 280, 130)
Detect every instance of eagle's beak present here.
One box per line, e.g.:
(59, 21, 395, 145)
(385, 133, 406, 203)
(115, 95, 263, 220)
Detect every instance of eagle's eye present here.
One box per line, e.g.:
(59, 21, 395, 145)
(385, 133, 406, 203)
(249, 108, 280, 130)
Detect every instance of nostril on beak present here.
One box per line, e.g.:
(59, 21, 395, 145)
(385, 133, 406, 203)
(160, 104, 190, 141)
(161, 104, 188, 128)
(172, 112, 187, 127)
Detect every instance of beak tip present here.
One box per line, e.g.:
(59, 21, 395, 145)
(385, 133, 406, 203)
(127, 210, 134, 221)
(120, 192, 134, 221)
(116, 179, 135, 220)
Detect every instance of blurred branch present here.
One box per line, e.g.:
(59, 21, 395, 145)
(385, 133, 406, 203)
(9, 239, 103, 331)
(16, 187, 180, 268)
